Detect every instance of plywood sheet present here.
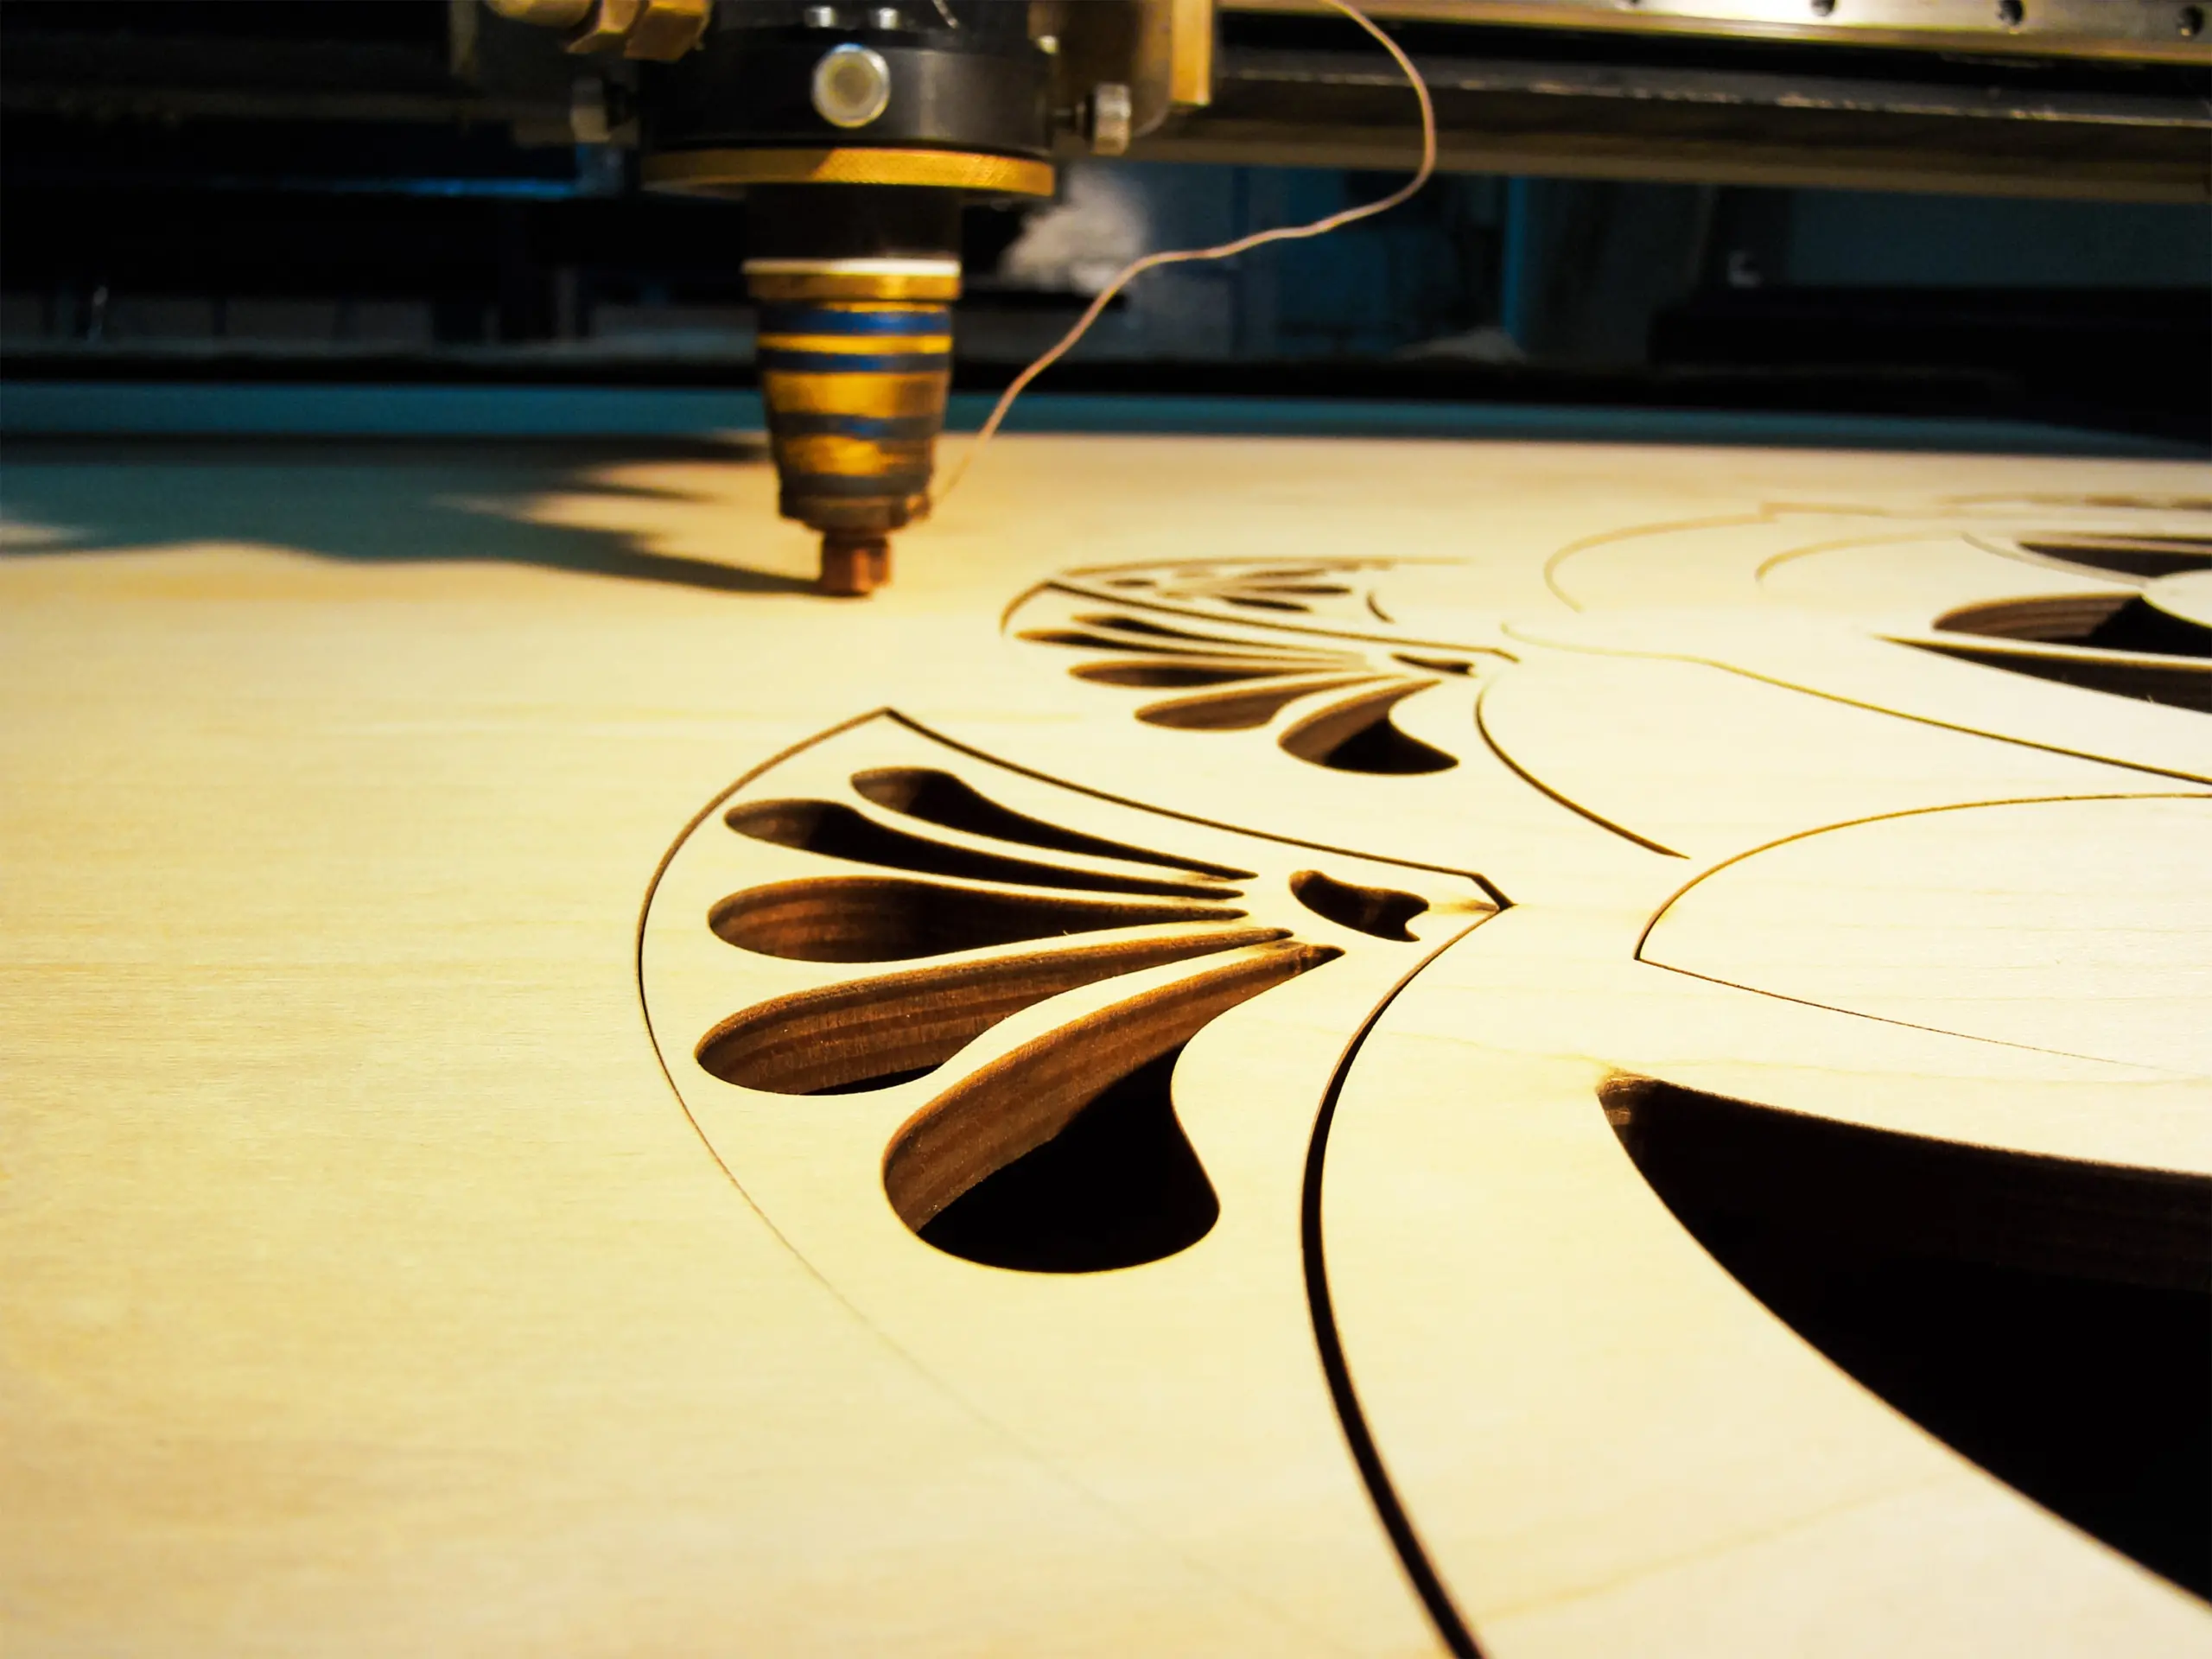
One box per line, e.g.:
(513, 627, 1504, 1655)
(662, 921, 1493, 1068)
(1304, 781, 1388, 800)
(3, 434, 2209, 1656)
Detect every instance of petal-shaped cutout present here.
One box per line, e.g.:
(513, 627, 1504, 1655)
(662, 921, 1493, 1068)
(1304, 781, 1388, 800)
(920, 1048, 1219, 1273)
(710, 876, 1240, 963)
(1289, 869, 1428, 941)
(1069, 613, 1351, 658)
(1278, 681, 1457, 775)
(1136, 673, 1386, 732)
(726, 799, 1229, 897)
(850, 766, 1252, 879)
(1019, 628, 1329, 666)
(1393, 652, 1485, 676)
(1073, 658, 1312, 689)
(883, 941, 1340, 1229)
(698, 925, 1283, 1094)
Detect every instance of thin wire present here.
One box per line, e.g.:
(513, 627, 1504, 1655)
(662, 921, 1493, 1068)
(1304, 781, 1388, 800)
(932, 0, 1437, 507)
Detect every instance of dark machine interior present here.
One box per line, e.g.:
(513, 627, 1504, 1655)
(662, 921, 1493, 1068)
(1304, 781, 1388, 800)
(3, 1, 2207, 447)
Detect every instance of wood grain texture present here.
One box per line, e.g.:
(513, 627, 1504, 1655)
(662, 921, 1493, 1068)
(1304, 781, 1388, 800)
(3, 435, 2209, 1655)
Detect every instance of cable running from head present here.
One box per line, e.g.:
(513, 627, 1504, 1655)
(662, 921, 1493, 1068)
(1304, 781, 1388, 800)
(931, 0, 1438, 507)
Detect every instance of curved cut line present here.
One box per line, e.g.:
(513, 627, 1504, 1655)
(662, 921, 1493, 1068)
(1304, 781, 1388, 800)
(1221, 594, 1311, 613)
(1290, 869, 1430, 941)
(1300, 926, 1492, 1659)
(1472, 682, 1685, 858)
(851, 766, 1252, 879)
(1073, 658, 1320, 690)
(1137, 672, 1389, 732)
(726, 798, 1227, 898)
(1279, 681, 1458, 775)
(711, 875, 1240, 963)
(883, 941, 1341, 1228)
(697, 925, 1283, 1094)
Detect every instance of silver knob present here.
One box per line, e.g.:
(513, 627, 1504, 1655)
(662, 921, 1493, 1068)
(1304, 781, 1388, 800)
(812, 43, 893, 130)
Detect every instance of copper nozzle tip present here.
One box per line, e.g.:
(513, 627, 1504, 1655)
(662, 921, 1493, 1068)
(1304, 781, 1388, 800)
(817, 533, 893, 597)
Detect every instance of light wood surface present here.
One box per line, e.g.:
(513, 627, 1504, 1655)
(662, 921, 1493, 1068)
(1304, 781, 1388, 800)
(3, 434, 2208, 1655)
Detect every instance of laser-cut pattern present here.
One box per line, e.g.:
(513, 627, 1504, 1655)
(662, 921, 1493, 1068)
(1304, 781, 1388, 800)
(642, 714, 1496, 1273)
(638, 494, 2212, 1653)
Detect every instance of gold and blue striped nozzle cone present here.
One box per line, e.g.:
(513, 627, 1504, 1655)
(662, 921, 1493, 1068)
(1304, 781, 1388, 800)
(748, 258, 959, 595)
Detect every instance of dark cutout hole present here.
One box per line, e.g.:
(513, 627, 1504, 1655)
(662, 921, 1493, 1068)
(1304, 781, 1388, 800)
(1605, 1077, 2211, 1599)
(1070, 613, 1347, 659)
(1020, 627, 1332, 666)
(710, 876, 1236, 962)
(1104, 577, 1156, 588)
(810, 1065, 936, 1095)
(1022, 627, 1249, 659)
(885, 943, 1339, 1230)
(1279, 682, 1458, 775)
(1221, 594, 1309, 613)
(1289, 869, 1428, 941)
(1393, 652, 1477, 676)
(1244, 582, 1354, 597)
(1073, 659, 1302, 689)
(1910, 640, 2211, 713)
(2078, 595, 2212, 658)
(1137, 673, 1385, 732)
(918, 1048, 1219, 1273)
(1935, 594, 2133, 641)
(726, 798, 1226, 898)
(2019, 536, 2212, 580)
(851, 766, 1253, 879)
